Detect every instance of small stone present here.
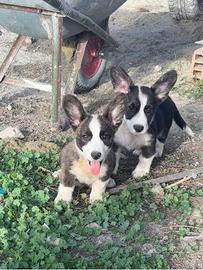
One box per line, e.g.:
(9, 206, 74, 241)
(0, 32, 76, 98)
(0, 126, 24, 139)
(42, 223, 50, 230)
(189, 197, 203, 225)
(154, 65, 162, 72)
(150, 184, 164, 203)
(190, 197, 203, 210)
(191, 172, 197, 179)
(47, 236, 60, 246)
(160, 235, 169, 244)
(107, 178, 116, 188)
(25, 37, 33, 44)
(141, 243, 156, 256)
(96, 234, 113, 245)
(7, 104, 13, 111)
(86, 222, 101, 229)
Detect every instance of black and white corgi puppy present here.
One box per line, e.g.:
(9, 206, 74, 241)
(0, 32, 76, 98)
(110, 66, 194, 179)
(55, 93, 127, 204)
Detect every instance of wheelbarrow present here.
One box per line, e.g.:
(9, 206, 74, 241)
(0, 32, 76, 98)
(0, 0, 126, 124)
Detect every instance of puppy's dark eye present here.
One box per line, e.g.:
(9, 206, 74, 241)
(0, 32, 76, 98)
(101, 133, 111, 140)
(82, 134, 91, 140)
(128, 101, 139, 111)
(129, 103, 137, 111)
(144, 105, 153, 114)
(128, 103, 135, 111)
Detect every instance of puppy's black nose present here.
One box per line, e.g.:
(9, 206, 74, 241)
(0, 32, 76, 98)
(91, 151, 101, 160)
(133, 125, 144, 132)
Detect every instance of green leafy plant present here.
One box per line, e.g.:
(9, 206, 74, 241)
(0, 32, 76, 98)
(0, 144, 203, 268)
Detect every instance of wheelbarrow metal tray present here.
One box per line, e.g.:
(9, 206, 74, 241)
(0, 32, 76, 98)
(0, 0, 126, 39)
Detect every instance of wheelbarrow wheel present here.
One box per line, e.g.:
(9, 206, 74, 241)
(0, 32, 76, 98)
(168, 0, 200, 20)
(74, 35, 108, 94)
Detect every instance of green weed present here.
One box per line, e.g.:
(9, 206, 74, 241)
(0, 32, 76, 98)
(0, 145, 203, 268)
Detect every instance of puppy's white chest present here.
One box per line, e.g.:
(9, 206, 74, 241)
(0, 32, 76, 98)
(115, 121, 152, 150)
(70, 157, 107, 186)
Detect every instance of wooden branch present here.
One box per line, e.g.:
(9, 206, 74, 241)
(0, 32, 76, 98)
(37, 166, 52, 174)
(109, 166, 203, 194)
(165, 176, 191, 189)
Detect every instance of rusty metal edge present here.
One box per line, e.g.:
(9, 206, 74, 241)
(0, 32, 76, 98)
(0, 3, 64, 17)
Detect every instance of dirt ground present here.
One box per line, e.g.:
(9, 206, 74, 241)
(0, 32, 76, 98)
(0, 0, 203, 267)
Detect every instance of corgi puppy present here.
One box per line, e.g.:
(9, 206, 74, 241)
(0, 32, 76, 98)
(110, 66, 194, 178)
(55, 93, 127, 204)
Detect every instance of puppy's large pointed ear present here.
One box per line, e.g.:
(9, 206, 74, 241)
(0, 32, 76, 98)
(151, 70, 177, 102)
(103, 93, 127, 129)
(63, 94, 86, 130)
(110, 66, 133, 94)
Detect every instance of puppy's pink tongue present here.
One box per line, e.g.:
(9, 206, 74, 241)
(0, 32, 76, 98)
(90, 160, 101, 176)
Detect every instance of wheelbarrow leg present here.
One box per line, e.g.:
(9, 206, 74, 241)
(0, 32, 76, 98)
(51, 15, 63, 124)
(67, 38, 88, 93)
(0, 35, 26, 82)
(59, 37, 87, 131)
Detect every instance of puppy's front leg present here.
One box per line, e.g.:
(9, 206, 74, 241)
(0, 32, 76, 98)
(90, 179, 109, 204)
(132, 144, 155, 179)
(54, 168, 75, 204)
(54, 184, 75, 204)
(113, 147, 121, 175)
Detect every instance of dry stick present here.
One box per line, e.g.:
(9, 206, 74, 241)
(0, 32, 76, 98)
(165, 176, 191, 189)
(162, 224, 201, 229)
(184, 232, 203, 241)
(37, 166, 52, 174)
(109, 166, 203, 194)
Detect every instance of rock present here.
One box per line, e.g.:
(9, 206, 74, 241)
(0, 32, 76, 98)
(141, 243, 156, 256)
(7, 104, 13, 111)
(42, 223, 50, 230)
(25, 37, 33, 45)
(160, 235, 169, 244)
(95, 234, 113, 245)
(145, 222, 164, 238)
(189, 197, 203, 225)
(150, 184, 164, 203)
(86, 222, 101, 229)
(0, 126, 24, 139)
(190, 197, 203, 210)
(47, 236, 60, 246)
(154, 65, 162, 72)
(107, 178, 116, 188)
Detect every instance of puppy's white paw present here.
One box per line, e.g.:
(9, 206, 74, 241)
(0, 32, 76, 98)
(185, 126, 194, 137)
(54, 194, 71, 204)
(132, 167, 149, 179)
(90, 180, 107, 204)
(52, 169, 61, 178)
(133, 149, 141, 156)
(107, 178, 116, 188)
(156, 141, 164, 158)
(89, 192, 103, 204)
(54, 184, 73, 204)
